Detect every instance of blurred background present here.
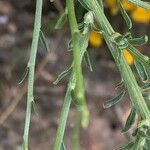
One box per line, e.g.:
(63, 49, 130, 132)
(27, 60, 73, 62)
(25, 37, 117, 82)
(0, 0, 149, 149)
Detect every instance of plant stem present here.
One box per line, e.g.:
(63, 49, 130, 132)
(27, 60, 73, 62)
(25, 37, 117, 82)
(66, 0, 84, 104)
(87, 0, 150, 119)
(23, 0, 43, 149)
(53, 1, 89, 149)
(103, 34, 150, 119)
(67, 0, 89, 128)
(53, 78, 73, 150)
(72, 110, 81, 150)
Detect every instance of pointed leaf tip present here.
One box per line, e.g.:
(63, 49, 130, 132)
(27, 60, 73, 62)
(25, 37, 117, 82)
(129, 35, 148, 46)
(134, 60, 149, 83)
(53, 65, 72, 85)
(103, 90, 126, 108)
(61, 142, 66, 150)
(117, 0, 132, 30)
(40, 30, 51, 53)
(122, 107, 136, 132)
(18, 66, 29, 84)
(55, 11, 67, 30)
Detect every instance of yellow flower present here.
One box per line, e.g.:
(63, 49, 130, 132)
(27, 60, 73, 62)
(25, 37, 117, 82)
(89, 31, 103, 48)
(131, 7, 150, 23)
(105, 0, 135, 15)
(121, 0, 136, 11)
(105, 0, 119, 15)
(123, 50, 134, 65)
(111, 6, 119, 16)
(105, 0, 116, 7)
(105, 0, 150, 24)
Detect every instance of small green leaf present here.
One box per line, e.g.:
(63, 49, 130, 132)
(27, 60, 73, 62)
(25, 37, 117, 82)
(79, 32, 89, 59)
(122, 107, 136, 132)
(117, 141, 134, 150)
(115, 79, 125, 90)
(84, 51, 93, 71)
(117, 0, 132, 29)
(127, 42, 150, 71)
(134, 60, 149, 83)
(18, 66, 29, 84)
(55, 10, 68, 30)
(103, 90, 126, 108)
(128, 35, 148, 46)
(79, 15, 91, 63)
(32, 100, 38, 114)
(53, 65, 72, 85)
(141, 83, 150, 91)
(39, 30, 51, 52)
(128, 0, 150, 10)
(61, 142, 66, 150)
(123, 32, 132, 39)
(68, 39, 73, 51)
(143, 93, 150, 100)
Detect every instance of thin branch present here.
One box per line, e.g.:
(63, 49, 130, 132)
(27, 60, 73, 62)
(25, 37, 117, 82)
(23, 0, 43, 149)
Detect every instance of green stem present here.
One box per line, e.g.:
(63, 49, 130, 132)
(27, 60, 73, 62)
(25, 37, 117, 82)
(81, 0, 115, 35)
(67, 0, 89, 128)
(103, 35, 150, 119)
(66, 0, 84, 104)
(53, 78, 73, 150)
(119, 59, 150, 119)
(72, 110, 81, 150)
(53, 1, 89, 149)
(23, 0, 43, 149)
(87, 0, 150, 119)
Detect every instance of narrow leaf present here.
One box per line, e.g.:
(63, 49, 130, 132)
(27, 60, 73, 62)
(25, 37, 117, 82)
(115, 79, 125, 90)
(55, 11, 67, 30)
(143, 93, 150, 100)
(53, 65, 72, 85)
(117, 0, 132, 29)
(127, 42, 150, 71)
(84, 51, 93, 71)
(103, 90, 126, 108)
(32, 100, 38, 115)
(122, 107, 136, 132)
(117, 141, 134, 150)
(79, 27, 90, 62)
(40, 30, 51, 52)
(78, 0, 91, 11)
(128, 35, 148, 46)
(18, 66, 29, 84)
(68, 39, 73, 51)
(134, 60, 149, 82)
(61, 142, 66, 150)
(141, 83, 150, 91)
(128, 0, 150, 10)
